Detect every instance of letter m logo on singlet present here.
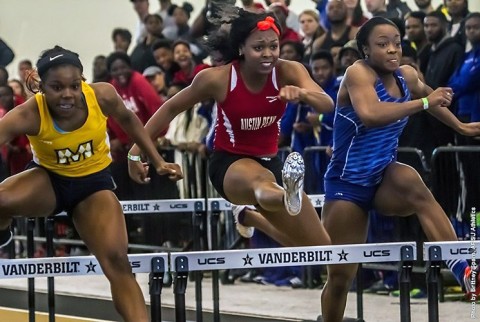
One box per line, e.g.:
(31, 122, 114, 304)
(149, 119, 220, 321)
(55, 140, 94, 165)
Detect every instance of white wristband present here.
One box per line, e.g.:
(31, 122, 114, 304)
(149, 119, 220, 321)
(421, 97, 429, 110)
(127, 153, 142, 162)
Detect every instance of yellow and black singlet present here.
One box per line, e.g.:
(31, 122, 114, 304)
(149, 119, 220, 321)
(28, 82, 112, 177)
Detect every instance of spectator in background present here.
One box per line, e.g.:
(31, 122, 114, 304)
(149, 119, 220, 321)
(106, 52, 165, 201)
(448, 12, 480, 224)
(336, 39, 362, 75)
(315, 0, 368, 31)
(449, 12, 480, 124)
(344, 0, 369, 27)
(424, 11, 464, 96)
(130, 13, 164, 73)
(400, 42, 425, 82)
(156, 0, 177, 38)
(268, 2, 301, 43)
(0, 38, 14, 67)
(172, 39, 210, 85)
(106, 51, 178, 246)
(160, 83, 210, 198)
(17, 59, 33, 84)
(280, 40, 305, 63)
(403, 11, 464, 162)
(143, 65, 167, 99)
(130, 0, 150, 44)
(0, 85, 31, 176)
(269, 0, 300, 32)
(414, 0, 436, 14)
(313, 0, 358, 68)
(386, 0, 412, 20)
(445, 0, 470, 50)
(241, 0, 265, 13)
(8, 79, 28, 104)
(366, 0, 411, 20)
(92, 55, 111, 83)
(404, 11, 429, 71)
(365, 0, 390, 18)
(151, 39, 178, 87)
(305, 50, 337, 151)
(163, 2, 194, 40)
(112, 28, 132, 53)
(299, 9, 325, 64)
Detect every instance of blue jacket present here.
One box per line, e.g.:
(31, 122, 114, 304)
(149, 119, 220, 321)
(448, 46, 480, 121)
(280, 76, 338, 153)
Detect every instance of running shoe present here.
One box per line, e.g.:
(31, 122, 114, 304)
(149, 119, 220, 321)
(0, 227, 12, 248)
(282, 152, 305, 216)
(463, 265, 480, 298)
(232, 205, 255, 238)
(390, 288, 426, 298)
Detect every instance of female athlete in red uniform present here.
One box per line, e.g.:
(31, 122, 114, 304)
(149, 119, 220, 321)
(129, 9, 334, 247)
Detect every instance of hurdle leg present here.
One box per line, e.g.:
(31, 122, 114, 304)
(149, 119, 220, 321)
(426, 261, 441, 322)
(45, 217, 55, 322)
(27, 218, 36, 322)
(149, 257, 165, 322)
(355, 264, 364, 322)
(210, 202, 221, 322)
(399, 245, 414, 322)
(174, 256, 189, 322)
(192, 207, 204, 322)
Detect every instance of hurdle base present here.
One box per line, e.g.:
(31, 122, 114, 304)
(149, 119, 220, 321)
(317, 315, 365, 322)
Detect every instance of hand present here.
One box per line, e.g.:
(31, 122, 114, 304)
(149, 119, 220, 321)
(279, 85, 307, 103)
(458, 122, 480, 137)
(427, 87, 453, 108)
(326, 145, 333, 157)
(156, 162, 184, 181)
(306, 112, 321, 126)
(128, 160, 151, 184)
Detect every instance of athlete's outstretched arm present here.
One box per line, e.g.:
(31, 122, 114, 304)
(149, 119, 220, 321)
(127, 68, 220, 183)
(403, 65, 480, 137)
(93, 82, 183, 181)
(129, 68, 218, 155)
(279, 60, 334, 114)
(345, 63, 452, 128)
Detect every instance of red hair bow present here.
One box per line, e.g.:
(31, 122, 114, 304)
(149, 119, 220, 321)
(256, 16, 280, 35)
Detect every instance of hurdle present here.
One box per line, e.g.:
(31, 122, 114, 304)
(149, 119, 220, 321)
(171, 241, 416, 322)
(10, 196, 416, 322)
(424, 240, 480, 322)
(21, 198, 204, 322)
(0, 252, 168, 321)
(208, 194, 326, 322)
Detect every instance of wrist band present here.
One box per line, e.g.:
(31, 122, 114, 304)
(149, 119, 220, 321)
(421, 97, 429, 110)
(127, 153, 142, 162)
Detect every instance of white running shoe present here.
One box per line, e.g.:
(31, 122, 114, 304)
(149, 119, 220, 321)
(282, 152, 305, 216)
(231, 205, 255, 238)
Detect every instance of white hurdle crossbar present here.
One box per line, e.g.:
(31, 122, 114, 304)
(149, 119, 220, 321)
(170, 242, 415, 271)
(0, 253, 168, 279)
(0, 252, 168, 322)
(170, 242, 416, 322)
(424, 241, 480, 322)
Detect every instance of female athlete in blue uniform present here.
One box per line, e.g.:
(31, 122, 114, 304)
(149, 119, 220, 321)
(321, 17, 480, 322)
